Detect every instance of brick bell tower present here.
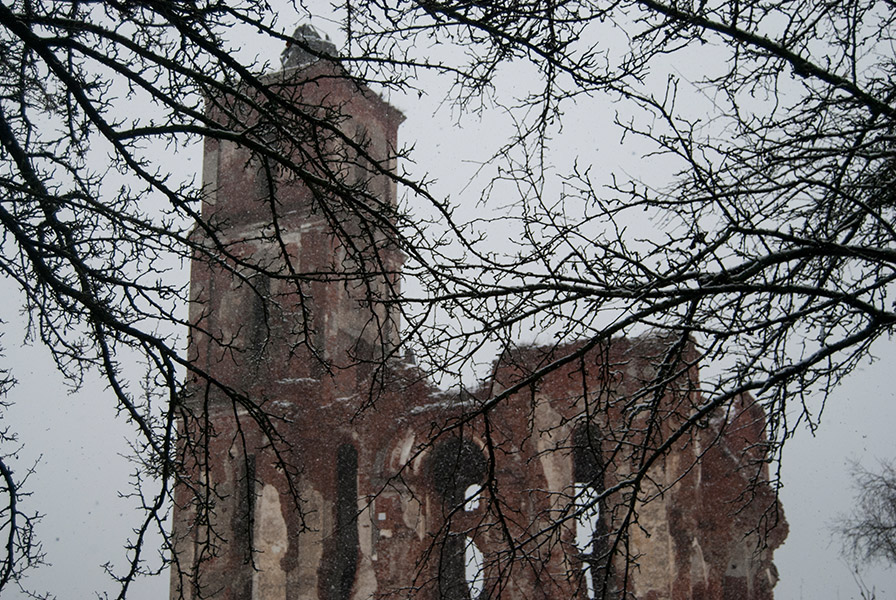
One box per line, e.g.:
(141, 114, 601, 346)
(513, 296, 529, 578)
(172, 25, 415, 600)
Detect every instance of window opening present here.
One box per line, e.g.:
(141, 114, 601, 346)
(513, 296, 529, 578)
(572, 424, 609, 599)
(463, 484, 483, 512)
(326, 443, 359, 600)
(429, 438, 487, 509)
(429, 438, 488, 600)
(464, 536, 485, 599)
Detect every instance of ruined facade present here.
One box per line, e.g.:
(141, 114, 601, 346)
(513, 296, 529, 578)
(172, 29, 787, 600)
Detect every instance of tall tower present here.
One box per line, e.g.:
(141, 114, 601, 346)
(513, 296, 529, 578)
(173, 26, 412, 600)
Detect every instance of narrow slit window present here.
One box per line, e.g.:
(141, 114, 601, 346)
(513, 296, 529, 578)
(464, 536, 485, 599)
(572, 424, 609, 599)
(328, 443, 359, 600)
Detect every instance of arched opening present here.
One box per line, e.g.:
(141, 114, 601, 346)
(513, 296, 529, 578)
(429, 437, 488, 600)
(429, 437, 487, 509)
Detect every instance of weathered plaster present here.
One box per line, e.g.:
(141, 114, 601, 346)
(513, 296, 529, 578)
(252, 484, 288, 600)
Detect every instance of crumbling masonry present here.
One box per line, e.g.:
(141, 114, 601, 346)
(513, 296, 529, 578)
(172, 28, 787, 600)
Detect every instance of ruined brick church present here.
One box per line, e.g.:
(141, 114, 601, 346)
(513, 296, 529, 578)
(172, 26, 787, 600)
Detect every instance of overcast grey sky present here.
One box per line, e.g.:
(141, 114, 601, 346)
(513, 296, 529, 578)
(2, 3, 895, 599)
